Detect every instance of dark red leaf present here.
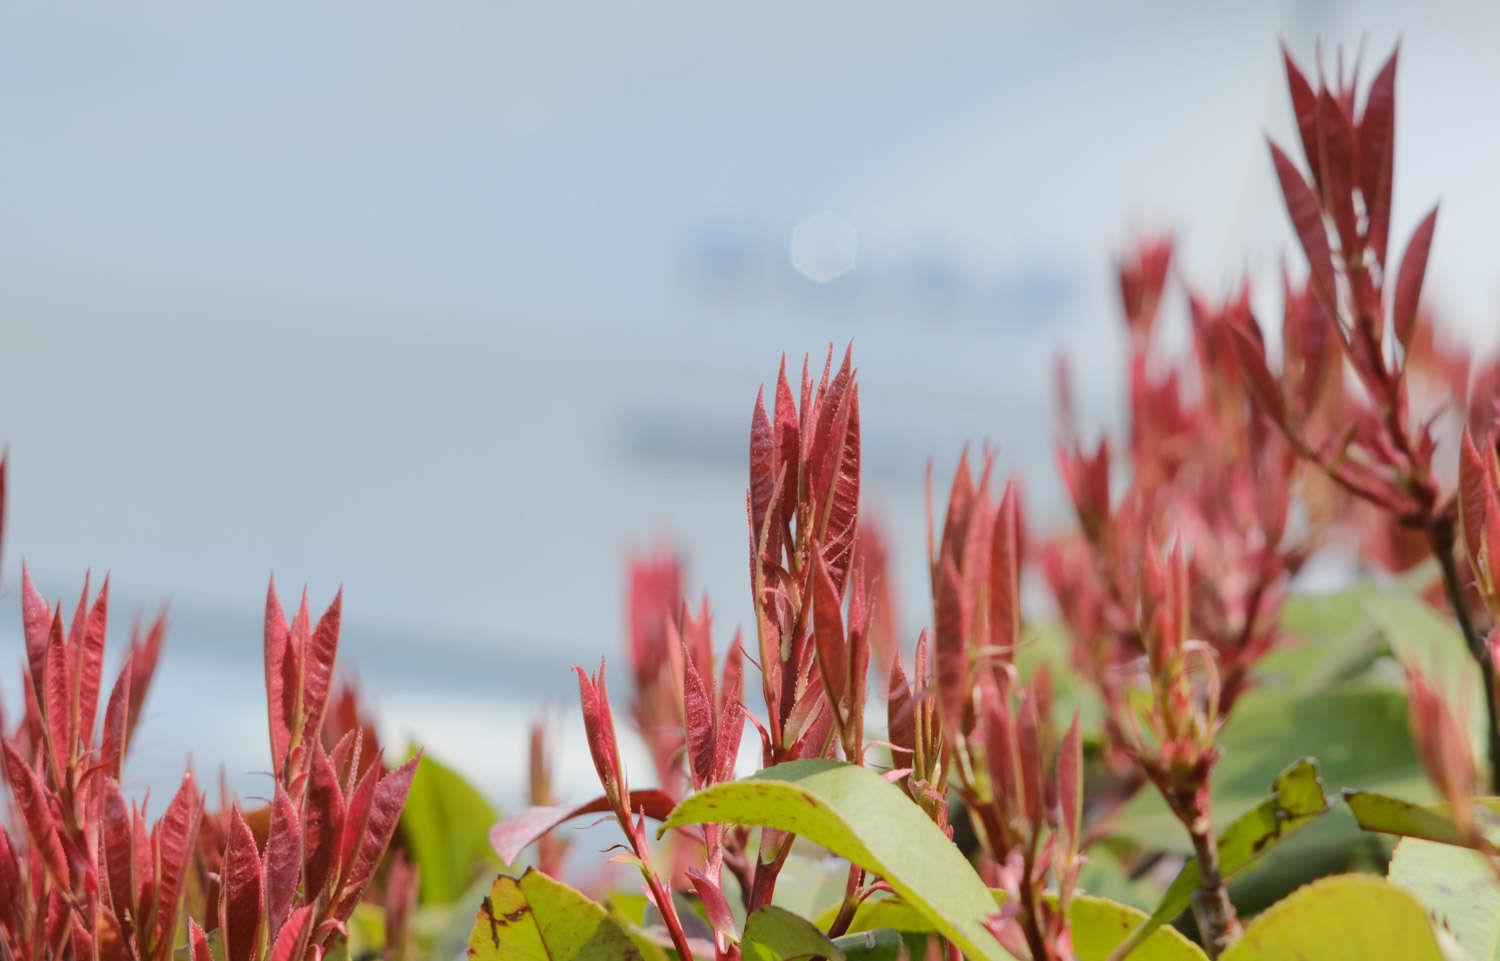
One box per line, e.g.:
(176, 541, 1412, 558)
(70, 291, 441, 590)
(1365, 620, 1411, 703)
(74, 578, 109, 751)
(302, 743, 345, 897)
(151, 771, 201, 949)
(221, 808, 262, 961)
(0, 741, 68, 886)
(126, 608, 166, 743)
(1269, 139, 1338, 322)
(1360, 47, 1399, 266)
(301, 589, 342, 749)
(1393, 207, 1439, 349)
(264, 783, 302, 934)
(42, 613, 71, 785)
(99, 651, 134, 780)
(1282, 45, 1322, 185)
(680, 639, 716, 788)
(20, 564, 51, 698)
(99, 779, 136, 924)
(268, 905, 313, 961)
(264, 579, 294, 775)
(188, 921, 213, 961)
(338, 754, 419, 914)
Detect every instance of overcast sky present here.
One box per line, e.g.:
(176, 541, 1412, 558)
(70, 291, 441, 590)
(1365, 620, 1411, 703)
(2, 0, 1498, 802)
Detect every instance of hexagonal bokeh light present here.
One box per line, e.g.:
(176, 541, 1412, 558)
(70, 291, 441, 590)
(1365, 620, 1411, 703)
(789, 210, 859, 283)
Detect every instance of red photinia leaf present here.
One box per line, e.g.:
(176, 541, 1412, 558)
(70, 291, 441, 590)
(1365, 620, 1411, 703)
(265, 783, 302, 935)
(680, 638, 716, 788)
(264, 579, 294, 775)
(772, 356, 801, 530)
(488, 788, 678, 865)
(1393, 206, 1439, 350)
(819, 380, 861, 595)
(811, 551, 849, 717)
(1314, 88, 1360, 254)
(70, 916, 94, 961)
(99, 779, 136, 925)
(1282, 44, 1322, 186)
(100, 651, 134, 780)
(1015, 687, 1044, 826)
(937, 452, 976, 573)
(21, 564, 51, 695)
(887, 654, 916, 757)
(1269, 139, 1339, 322)
(933, 554, 970, 741)
(42, 613, 71, 785)
(151, 771, 202, 949)
(1360, 46, 1399, 266)
(131, 804, 154, 931)
(575, 663, 626, 803)
(1460, 430, 1491, 577)
(0, 740, 69, 887)
(713, 638, 745, 784)
(302, 743, 346, 897)
(126, 608, 166, 745)
(338, 754, 381, 880)
(989, 480, 1022, 662)
(749, 384, 779, 571)
(187, 921, 213, 961)
(268, 904, 314, 961)
(74, 577, 110, 751)
(221, 807, 263, 961)
(301, 589, 343, 750)
(1226, 317, 1290, 430)
(0, 827, 17, 934)
(1057, 713, 1083, 861)
(338, 754, 419, 916)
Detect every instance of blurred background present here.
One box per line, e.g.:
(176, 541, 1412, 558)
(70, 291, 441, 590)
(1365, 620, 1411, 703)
(2, 0, 1499, 807)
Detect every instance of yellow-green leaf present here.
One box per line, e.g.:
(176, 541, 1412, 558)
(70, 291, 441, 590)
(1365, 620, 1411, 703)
(1111, 759, 1327, 957)
(1388, 837, 1500, 961)
(1220, 875, 1445, 961)
(662, 759, 1013, 961)
(468, 869, 643, 961)
(1069, 895, 1207, 961)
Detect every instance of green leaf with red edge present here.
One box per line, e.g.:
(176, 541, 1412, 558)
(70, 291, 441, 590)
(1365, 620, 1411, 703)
(662, 759, 1014, 961)
(468, 869, 644, 961)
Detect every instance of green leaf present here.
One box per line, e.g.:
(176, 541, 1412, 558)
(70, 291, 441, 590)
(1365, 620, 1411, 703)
(1389, 837, 1500, 961)
(1110, 759, 1328, 958)
(741, 906, 846, 961)
(662, 759, 1014, 961)
(1345, 790, 1473, 846)
(1219, 875, 1445, 961)
(400, 746, 499, 905)
(1068, 895, 1208, 961)
(468, 869, 643, 961)
(1261, 586, 1386, 691)
(1346, 791, 1500, 847)
(831, 930, 912, 960)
